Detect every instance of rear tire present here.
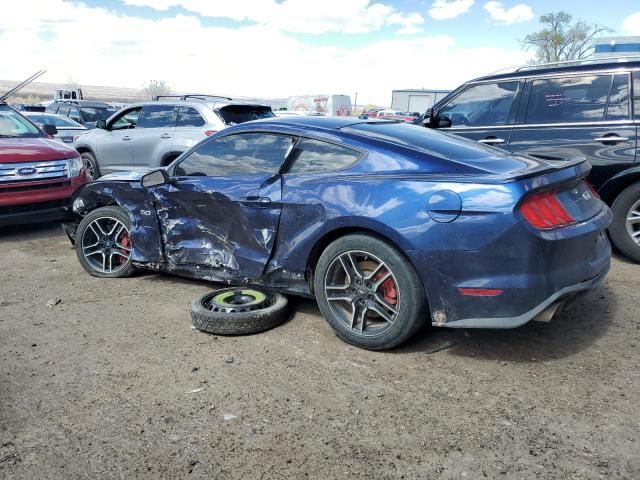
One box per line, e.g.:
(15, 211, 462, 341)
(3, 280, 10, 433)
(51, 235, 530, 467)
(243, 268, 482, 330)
(609, 182, 640, 263)
(314, 234, 427, 350)
(80, 151, 100, 181)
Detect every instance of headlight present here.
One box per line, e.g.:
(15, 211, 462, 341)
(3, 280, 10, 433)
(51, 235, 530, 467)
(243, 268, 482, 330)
(67, 156, 83, 177)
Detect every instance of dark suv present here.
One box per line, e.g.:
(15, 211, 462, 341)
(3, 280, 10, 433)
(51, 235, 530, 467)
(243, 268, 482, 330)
(420, 57, 640, 262)
(46, 100, 117, 129)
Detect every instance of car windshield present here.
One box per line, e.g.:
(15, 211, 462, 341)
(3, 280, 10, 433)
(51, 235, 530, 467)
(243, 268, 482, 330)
(217, 106, 275, 125)
(27, 114, 84, 128)
(0, 106, 42, 138)
(80, 107, 117, 123)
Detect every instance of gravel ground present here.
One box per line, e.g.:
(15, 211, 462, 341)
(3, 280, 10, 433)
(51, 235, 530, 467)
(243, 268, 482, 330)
(1, 222, 639, 479)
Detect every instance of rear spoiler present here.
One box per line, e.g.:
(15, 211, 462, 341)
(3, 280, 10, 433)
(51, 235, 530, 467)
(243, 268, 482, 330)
(0, 70, 46, 103)
(507, 155, 590, 181)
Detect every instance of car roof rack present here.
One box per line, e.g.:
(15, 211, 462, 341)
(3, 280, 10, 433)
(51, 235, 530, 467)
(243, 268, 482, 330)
(489, 56, 640, 76)
(152, 94, 233, 102)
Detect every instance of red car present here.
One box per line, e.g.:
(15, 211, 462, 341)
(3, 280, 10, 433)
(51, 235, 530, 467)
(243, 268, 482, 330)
(0, 103, 87, 226)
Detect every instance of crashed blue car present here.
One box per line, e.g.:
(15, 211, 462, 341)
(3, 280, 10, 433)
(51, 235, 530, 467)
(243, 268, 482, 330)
(64, 117, 612, 350)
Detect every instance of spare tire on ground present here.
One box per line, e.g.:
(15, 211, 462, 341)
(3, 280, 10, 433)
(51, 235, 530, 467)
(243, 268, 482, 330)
(190, 287, 289, 335)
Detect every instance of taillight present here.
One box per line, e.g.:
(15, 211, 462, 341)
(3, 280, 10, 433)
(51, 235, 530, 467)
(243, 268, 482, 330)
(519, 190, 575, 230)
(204, 130, 217, 136)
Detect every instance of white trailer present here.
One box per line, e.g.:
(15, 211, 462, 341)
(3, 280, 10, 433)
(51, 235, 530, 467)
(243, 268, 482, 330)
(287, 94, 352, 116)
(391, 89, 450, 113)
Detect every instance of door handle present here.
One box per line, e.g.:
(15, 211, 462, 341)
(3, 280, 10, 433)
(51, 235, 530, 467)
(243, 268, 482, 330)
(594, 136, 629, 143)
(240, 196, 271, 207)
(160, 133, 172, 139)
(122, 136, 132, 141)
(479, 137, 505, 145)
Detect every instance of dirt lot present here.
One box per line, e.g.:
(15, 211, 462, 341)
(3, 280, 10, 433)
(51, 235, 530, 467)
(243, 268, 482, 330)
(0, 222, 638, 479)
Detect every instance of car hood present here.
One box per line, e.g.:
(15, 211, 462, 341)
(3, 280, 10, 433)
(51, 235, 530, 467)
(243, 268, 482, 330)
(0, 137, 78, 163)
(99, 169, 158, 182)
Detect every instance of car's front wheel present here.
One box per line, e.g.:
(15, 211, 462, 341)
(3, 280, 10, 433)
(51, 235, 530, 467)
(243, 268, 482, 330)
(75, 206, 134, 278)
(314, 234, 427, 350)
(80, 151, 100, 181)
(609, 182, 640, 263)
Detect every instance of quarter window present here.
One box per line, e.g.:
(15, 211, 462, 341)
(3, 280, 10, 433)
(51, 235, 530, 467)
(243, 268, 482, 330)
(287, 138, 361, 174)
(437, 81, 520, 128)
(606, 74, 630, 120)
(176, 106, 206, 127)
(137, 105, 176, 128)
(68, 107, 81, 123)
(525, 75, 612, 124)
(175, 133, 295, 177)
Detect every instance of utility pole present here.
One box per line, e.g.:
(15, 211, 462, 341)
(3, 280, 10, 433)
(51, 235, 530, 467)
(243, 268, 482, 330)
(353, 92, 358, 116)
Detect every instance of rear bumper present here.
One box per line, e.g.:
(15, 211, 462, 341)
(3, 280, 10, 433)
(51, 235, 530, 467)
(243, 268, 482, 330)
(408, 206, 612, 328)
(442, 264, 609, 328)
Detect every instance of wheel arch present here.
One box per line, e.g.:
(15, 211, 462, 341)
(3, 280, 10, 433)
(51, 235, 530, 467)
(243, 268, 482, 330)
(598, 168, 640, 205)
(304, 226, 428, 305)
(161, 151, 182, 167)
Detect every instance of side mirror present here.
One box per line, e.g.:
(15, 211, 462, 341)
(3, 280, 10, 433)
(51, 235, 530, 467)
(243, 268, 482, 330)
(96, 120, 107, 130)
(42, 124, 58, 135)
(141, 169, 169, 188)
(437, 115, 452, 128)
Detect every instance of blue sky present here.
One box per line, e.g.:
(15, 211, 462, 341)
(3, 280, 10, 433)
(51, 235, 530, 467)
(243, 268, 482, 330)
(2, 1, 640, 105)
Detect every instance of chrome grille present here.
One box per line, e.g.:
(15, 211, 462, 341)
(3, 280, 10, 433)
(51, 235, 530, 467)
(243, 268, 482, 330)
(0, 159, 69, 183)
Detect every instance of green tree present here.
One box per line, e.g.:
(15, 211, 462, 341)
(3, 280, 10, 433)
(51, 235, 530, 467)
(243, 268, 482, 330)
(522, 11, 611, 63)
(142, 80, 172, 99)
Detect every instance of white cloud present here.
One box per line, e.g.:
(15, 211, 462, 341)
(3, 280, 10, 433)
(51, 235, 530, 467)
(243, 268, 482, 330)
(483, 1, 534, 24)
(429, 0, 474, 20)
(123, 0, 425, 35)
(622, 11, 640, 34)
(0, 0, 533, 106)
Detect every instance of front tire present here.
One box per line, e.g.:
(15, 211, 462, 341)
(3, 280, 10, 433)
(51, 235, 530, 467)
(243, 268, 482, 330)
(75, 206, 134, 278)
(80, 151, 100, 181)
(609, 182, 640, 263)
(314, 234, 427, 350)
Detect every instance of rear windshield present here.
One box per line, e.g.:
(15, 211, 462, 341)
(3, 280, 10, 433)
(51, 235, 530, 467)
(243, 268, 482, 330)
(0, 106, 42, 138)
(80, 107, 117, 123)
(217, 105, 274, 125)
(343, 122, 508, 161)
(28, 114, 84, 128)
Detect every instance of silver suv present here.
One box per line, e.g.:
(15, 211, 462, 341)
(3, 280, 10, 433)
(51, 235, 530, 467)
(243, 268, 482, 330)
(73, 95, 274, 180)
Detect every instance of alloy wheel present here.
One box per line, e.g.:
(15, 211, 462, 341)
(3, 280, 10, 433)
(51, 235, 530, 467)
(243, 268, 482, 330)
(82, 156, 96, 181)
(323, 250, 399, 337)
(626, 199, 640, 245)
(81, 216, 131, 274)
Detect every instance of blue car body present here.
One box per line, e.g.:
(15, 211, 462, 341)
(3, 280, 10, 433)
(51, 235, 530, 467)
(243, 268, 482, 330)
(65, 117, 612, 329)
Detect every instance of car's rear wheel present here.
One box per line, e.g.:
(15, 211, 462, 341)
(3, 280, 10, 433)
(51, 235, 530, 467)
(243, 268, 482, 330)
(75, 206, 134, 278)
(314, 234, 427, 350)
(80, 151, 100, 181)
(610, 182, 640, 263)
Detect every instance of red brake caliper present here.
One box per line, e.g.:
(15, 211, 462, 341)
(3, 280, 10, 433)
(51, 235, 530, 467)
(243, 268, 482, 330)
(119, 232, 130, 264)
(374, 270, 397, 305)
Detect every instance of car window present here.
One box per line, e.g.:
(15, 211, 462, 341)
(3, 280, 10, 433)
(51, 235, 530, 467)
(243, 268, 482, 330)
(111, 108, 142, 130)
(437, 81, 520, 127)
(57, 104, 70, 116)
(606, 74, 630, 121)
(287, 138, 361, 174)
(0, 107, 41, 138)
(80, 106, 117, 123)
(525, 75, 612, 124)
(68, 107, 81, 123)
(137, 105, 176, 128)
(29, 114, 83, 128)
(216, 105, 274, 125)
(175, 133, 295, 177)
(176, 106, 205, 128)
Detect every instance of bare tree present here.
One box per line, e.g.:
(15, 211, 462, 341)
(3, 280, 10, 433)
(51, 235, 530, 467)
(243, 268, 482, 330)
(522, 11, 611, 63)
(142, 80, 172, 99)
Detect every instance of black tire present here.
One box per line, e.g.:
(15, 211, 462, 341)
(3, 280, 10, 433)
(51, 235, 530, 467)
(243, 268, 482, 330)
(314, 234, 427, 350)
(609, 182, 640, 263)
(80, 151, 100, 181)
(75, 206, 134, 278)
(190, 288, 288, 335)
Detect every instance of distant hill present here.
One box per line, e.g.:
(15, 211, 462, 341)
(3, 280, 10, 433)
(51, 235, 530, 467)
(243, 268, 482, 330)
(0, 79, 288, 108)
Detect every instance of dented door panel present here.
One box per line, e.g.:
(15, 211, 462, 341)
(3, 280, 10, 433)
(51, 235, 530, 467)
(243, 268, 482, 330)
(153, 174, 282, 281)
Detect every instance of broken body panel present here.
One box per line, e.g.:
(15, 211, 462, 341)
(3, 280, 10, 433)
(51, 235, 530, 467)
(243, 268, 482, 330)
(63, 118, 612, 327)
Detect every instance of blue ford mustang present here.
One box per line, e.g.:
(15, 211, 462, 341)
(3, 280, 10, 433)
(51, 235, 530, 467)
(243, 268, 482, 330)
(64, 117, 612, 350)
